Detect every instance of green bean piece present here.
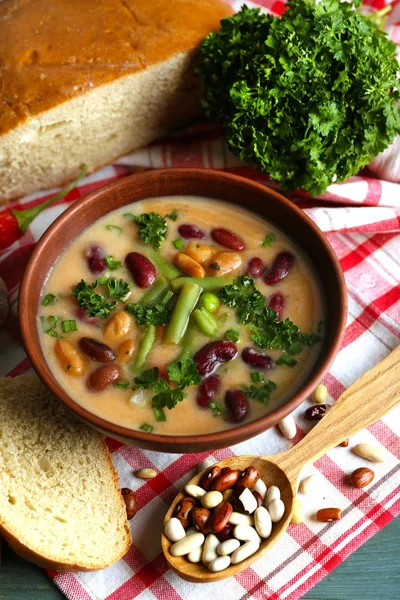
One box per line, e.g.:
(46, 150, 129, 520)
(179, 323, 198, 359)
(151, 251, 181, 281)
(164, 283, 201, 344)
(170, 276, 234, 292)
(200, 292, 220, 313)
(192, 308, 218, 337)
(139, 277, 168, 306)
(134, 324, 156, 370)
(159, 289, 174, 306)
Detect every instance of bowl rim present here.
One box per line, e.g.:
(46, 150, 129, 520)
(19, 168, 347, 450)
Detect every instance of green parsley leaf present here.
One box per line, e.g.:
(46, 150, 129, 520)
(197, 1, 400, 195)
(166, 359, 201, 388)
(276, 354, 298, 368)
(134, 212, 167, 250)
(219, 275, 265, 324)
(242, 380, 277, 404)
(104, 256, 122, 270)
(250, 309, 300, 351)
(105, 278, 131, 301)
(173, 238, 184, 250)
(61, 320, 77, 333)
(72, 279, 117, 319)
(262, 233, 275, 248)
(165, 210, 178, 221)
(300, 332, 321, 347)
(133, 367, 160, 389)
(126, 302, 171, 326)
(41, 293, 57, 307)
(140, 422, 154, 432)
(106, 225, 122, 237)
(210, 263, 221, 271)
(208, 402, 223, 417)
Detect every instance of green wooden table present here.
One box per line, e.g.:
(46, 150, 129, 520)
(0, 517, 398, 600)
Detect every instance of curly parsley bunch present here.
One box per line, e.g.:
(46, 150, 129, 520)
(198, 0, 400, 195)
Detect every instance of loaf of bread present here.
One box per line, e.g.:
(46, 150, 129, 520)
(0, 0, 232, 200)
(0, 373, 131, 571)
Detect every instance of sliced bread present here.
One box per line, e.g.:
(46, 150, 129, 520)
(0, 372, 131, 571)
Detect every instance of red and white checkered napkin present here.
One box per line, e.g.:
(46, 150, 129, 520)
(1, 1, 400, 598)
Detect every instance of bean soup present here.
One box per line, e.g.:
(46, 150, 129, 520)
(38, 197, 323, 435)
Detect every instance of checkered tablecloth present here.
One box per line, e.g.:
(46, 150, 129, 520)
(1, 1, 399, 598)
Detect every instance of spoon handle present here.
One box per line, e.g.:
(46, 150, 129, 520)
(275, 345, 400, 481)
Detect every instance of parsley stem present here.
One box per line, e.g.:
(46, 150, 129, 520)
(134, 324, 156, 370)
(164, 283, 201, 344)
(170, 276, 234, 292)
(151, 251, 181, 281)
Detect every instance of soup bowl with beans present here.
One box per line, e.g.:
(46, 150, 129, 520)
(19, 169, 347, 452)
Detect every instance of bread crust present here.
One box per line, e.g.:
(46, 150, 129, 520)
(0, 0, 233, 135)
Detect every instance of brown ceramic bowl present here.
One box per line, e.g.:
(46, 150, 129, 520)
(19, 168, 347, 452)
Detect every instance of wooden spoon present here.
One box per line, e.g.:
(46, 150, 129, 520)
(161, 345, 400, 582)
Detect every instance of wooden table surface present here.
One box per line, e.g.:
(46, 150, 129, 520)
(0, 517, 398, 600)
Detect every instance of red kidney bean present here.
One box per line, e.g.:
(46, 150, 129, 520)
(264, 251, 294, 285)
(230, 484, 247, 512)
(268, 292, 285, 319)
(221, 467, 232, 475)
(211, 470, 240, 492)
(304, 404, 329, 420)
(201, 466, 221, 491)
(225, 389, 249, 423)
(211, 228, 245, 251)
(216, 523, 235, 542)
(75, 307, 98, 327)
(88, 364, 120, 391)
(87, 244, 106, 274)
(242, 347, 274, 370)
(79, 337, 115, 362)
(178, 224, 205, 239)
(246, 257, 264, 279)
(175, 497, 196, 529)
(196, 374, 221, 408)
(237, 466, 260, 489)
(209, 501, 233, 533)
(192, 507, 212, 535)
(121, 488, 137, 520)
(125, 252, 156, 288)
(194, 341, 237, 377)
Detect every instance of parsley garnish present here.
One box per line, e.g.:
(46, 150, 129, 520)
(219, 275, 265, 324)
(165, 210, 178, 221)
(126, 302, 170, 326)
(71, 278, 130, 318)
(210, 263, 221, 271)
(197, 1, 400, 195)
(242, 380, 277, 404)
(262, 233, 275, 248)
(250, 309, 301, 352)
(134, 212, 167, 250)
(133, 360, 201, 420)
(104, 256, 122, 270)
(105, 278, 130, 301)
(41, 293, 57, 307)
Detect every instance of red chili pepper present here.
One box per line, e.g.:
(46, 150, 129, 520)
(0, 164, 87, 251)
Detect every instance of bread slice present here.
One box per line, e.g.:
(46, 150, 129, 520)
(0, 373, 131, 571)
(0, 0, 232, 200)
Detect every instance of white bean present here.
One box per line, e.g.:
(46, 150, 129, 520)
(238, 487, 258, 514)
(268, 498, 285, 523)
(354, 443, 385, 463)
(265, 485, 280, 507)
(202, 533, 220, 567)
(188, 545, 203, 563)
(135, 468, 157, 479)
(278, 414, 297, 440)
(197, 458, 216, 473)
(254, 506, 272, 539)
(186, 527, 198, 536)
(217, 539, 241, 556)
(299, 475, 318, 495)
(229, 512, 255, 526)
(208, 555, 231, 572)
(201, 490, 223, 509)
(234, 524, 261, 543)
(253, 478, 267, 500)
(184, 484, 206, 499)
(170, 532, 204, 556)
(231, 540, 260, 565)
(164, 518, 186, 542)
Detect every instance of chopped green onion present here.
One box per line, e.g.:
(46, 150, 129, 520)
(276, 354, 297, 367)
(165, 210, 178, 221)
(140, 423, 154, 433)
(41, 293, 57, 307)
(288, 342, 303, 355)
(224, 329, 240, 343)
(123, 212, 135, 219)
(153, 406, 167, 422)
(251, 371, 265, 382)
(209, 262, 220, 271)
(208, 402, 223, 417)
(115, 381, 130, 389)
(61, 320, 78, 333)
(40, 315, 59, 337)
(262, 233, 275, 247)
(104, 256, 122, 270)
(173, 238, 184, 250)
(106, 225, 122, 236)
